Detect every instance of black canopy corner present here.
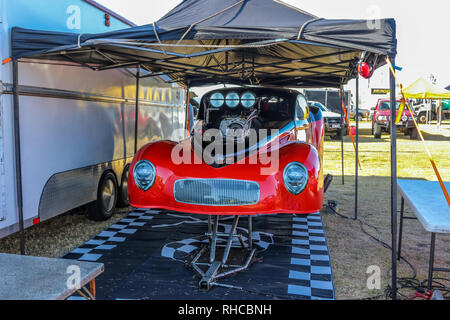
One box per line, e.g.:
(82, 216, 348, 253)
(11, 0, 397, 88)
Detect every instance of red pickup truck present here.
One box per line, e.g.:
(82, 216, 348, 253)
(371, 99, 418, 139)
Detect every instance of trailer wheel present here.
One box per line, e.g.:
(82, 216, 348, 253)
(117, 165, 130, 208)
(87, 171, 118, 221)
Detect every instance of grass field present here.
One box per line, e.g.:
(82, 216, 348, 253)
(322, 121, 450, 299)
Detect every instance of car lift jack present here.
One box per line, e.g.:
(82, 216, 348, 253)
(188, 215, 257, 290)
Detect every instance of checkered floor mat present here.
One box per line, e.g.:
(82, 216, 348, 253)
(64, 210, 159, 262)
(287, 213, 335, 300)
(64, 210, 335, 300)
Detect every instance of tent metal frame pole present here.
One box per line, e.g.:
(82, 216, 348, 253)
(355, 75, 359, 220)
(389, 56, 398, 300)
(134, 65, 140, 154)
(340, 86, 345, 185)
(12, 59, 26, 255)
(185, 81, 191, 133)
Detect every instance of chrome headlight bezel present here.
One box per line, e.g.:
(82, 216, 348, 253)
(283, 162, 309, 195)
(133, 160, 156, 191)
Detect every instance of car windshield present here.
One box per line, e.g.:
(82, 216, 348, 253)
(379, 101, 402, 110)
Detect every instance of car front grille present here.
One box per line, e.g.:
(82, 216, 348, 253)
(174, 179, 260, 206)
(326, 117, 341, 125)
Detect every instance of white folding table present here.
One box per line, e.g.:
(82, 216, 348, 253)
(0, 253, 104, 300)
(397, 179, 450, 290)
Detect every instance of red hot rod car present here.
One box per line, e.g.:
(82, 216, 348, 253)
(128, 87, 325, 216)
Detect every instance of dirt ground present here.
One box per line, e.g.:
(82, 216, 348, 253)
(0, 121, 448, 300)
(322, 121, 450, 300)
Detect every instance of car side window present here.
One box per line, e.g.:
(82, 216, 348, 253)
(296, 95, 308, 121)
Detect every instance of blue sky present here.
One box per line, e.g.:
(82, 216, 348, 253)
(98, 0, 450, 105)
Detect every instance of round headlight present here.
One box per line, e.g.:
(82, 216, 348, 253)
(133, 160, 156, 191)
(283, 162, 308, 195)
(210, 92, 224, 108)
(402, 115, 408, 122)
(241, 92, 256, 108)
(225, 92, 240, 108)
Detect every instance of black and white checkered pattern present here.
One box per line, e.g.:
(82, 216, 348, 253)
(161, 231, 274, 262)
(65, 209, 335, 300)
(287, 212, 335, 300)
(64, 209, 158, 262)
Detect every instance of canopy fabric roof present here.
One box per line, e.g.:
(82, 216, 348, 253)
(402, 78, 450, 100)
(11, 0, 397, 88)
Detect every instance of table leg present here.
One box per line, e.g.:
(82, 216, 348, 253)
(428, 233, 436, 291)
(89, 279, 96, 300)
(397, 198, 405, 261)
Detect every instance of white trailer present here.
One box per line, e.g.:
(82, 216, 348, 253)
(0, 0, 186, 240)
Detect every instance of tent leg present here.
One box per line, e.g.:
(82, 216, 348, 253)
(185, 81, 191, 134)
(12, 59, 25, 255)
(340, 87, 345, 185)
(389, 56, 398, 300)
(355, 76, 359, 220)
(134, 65, 140, 154)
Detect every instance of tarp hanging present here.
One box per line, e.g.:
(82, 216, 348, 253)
(10, 0, 397, 87)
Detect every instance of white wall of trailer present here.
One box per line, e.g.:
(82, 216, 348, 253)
(0, 0, 186, 238)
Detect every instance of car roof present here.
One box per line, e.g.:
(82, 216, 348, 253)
(378, 99, 403, 102)
(205, 86, 301, 97)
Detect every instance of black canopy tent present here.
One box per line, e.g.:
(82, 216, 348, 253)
(11, 0, 396, 88)
(9, 0, 399, 299)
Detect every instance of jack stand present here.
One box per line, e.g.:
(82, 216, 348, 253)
(188, 215, 257, 291)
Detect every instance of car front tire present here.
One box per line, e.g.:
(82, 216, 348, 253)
(418, 113, 427, 124)
(374, 123, 382, 139)
(331, 131, 343, 141)
(410, 128, 419, 140)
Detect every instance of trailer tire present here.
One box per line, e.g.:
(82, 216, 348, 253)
(87, 171, 118, 221)
(117, 165, 130, 208)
